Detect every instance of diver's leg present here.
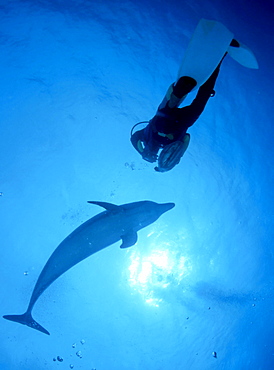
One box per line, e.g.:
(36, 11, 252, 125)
(157, 39, 239, 113)
(175, 57, 225, 126)
(158, 76, 197, 110)
(169, 76, 197, 107)
(185, 40, 239, 115)
(186, 60, 222, 117)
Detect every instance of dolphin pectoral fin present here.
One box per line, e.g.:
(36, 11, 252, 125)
(87, 201, 121, 212)
(3, 312, 50, 335)
(120, 231, 138, 249)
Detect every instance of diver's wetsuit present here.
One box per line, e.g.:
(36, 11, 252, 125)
(131, 63, 221, 161)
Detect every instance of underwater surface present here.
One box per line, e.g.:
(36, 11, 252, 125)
(1, 0, 273, 369)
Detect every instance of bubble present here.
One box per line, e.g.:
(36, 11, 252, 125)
(76, 351, 82, 358)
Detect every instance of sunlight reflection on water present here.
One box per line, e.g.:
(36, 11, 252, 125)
(128, 235, 192, 306)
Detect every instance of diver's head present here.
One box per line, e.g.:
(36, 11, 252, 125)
(141, 146, 158, 163)
(135, 136, 159, 163)
(134, 137, 158, 163)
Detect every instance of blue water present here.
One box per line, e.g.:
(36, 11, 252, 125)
(1, 0, 273, 369)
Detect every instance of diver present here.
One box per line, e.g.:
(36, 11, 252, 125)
(130, 40, 240, 172)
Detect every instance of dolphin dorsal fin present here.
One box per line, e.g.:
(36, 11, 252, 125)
(87, 201, 121, 211)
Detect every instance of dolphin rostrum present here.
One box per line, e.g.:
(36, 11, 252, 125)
(3, 200, 175, 335)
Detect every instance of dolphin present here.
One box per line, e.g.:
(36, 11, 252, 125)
(3, 200, 175, 335)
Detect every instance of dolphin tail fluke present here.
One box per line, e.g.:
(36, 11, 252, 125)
(3, 312, 50, 335)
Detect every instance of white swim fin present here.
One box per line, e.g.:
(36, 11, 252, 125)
(228, 41, 259, 69)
